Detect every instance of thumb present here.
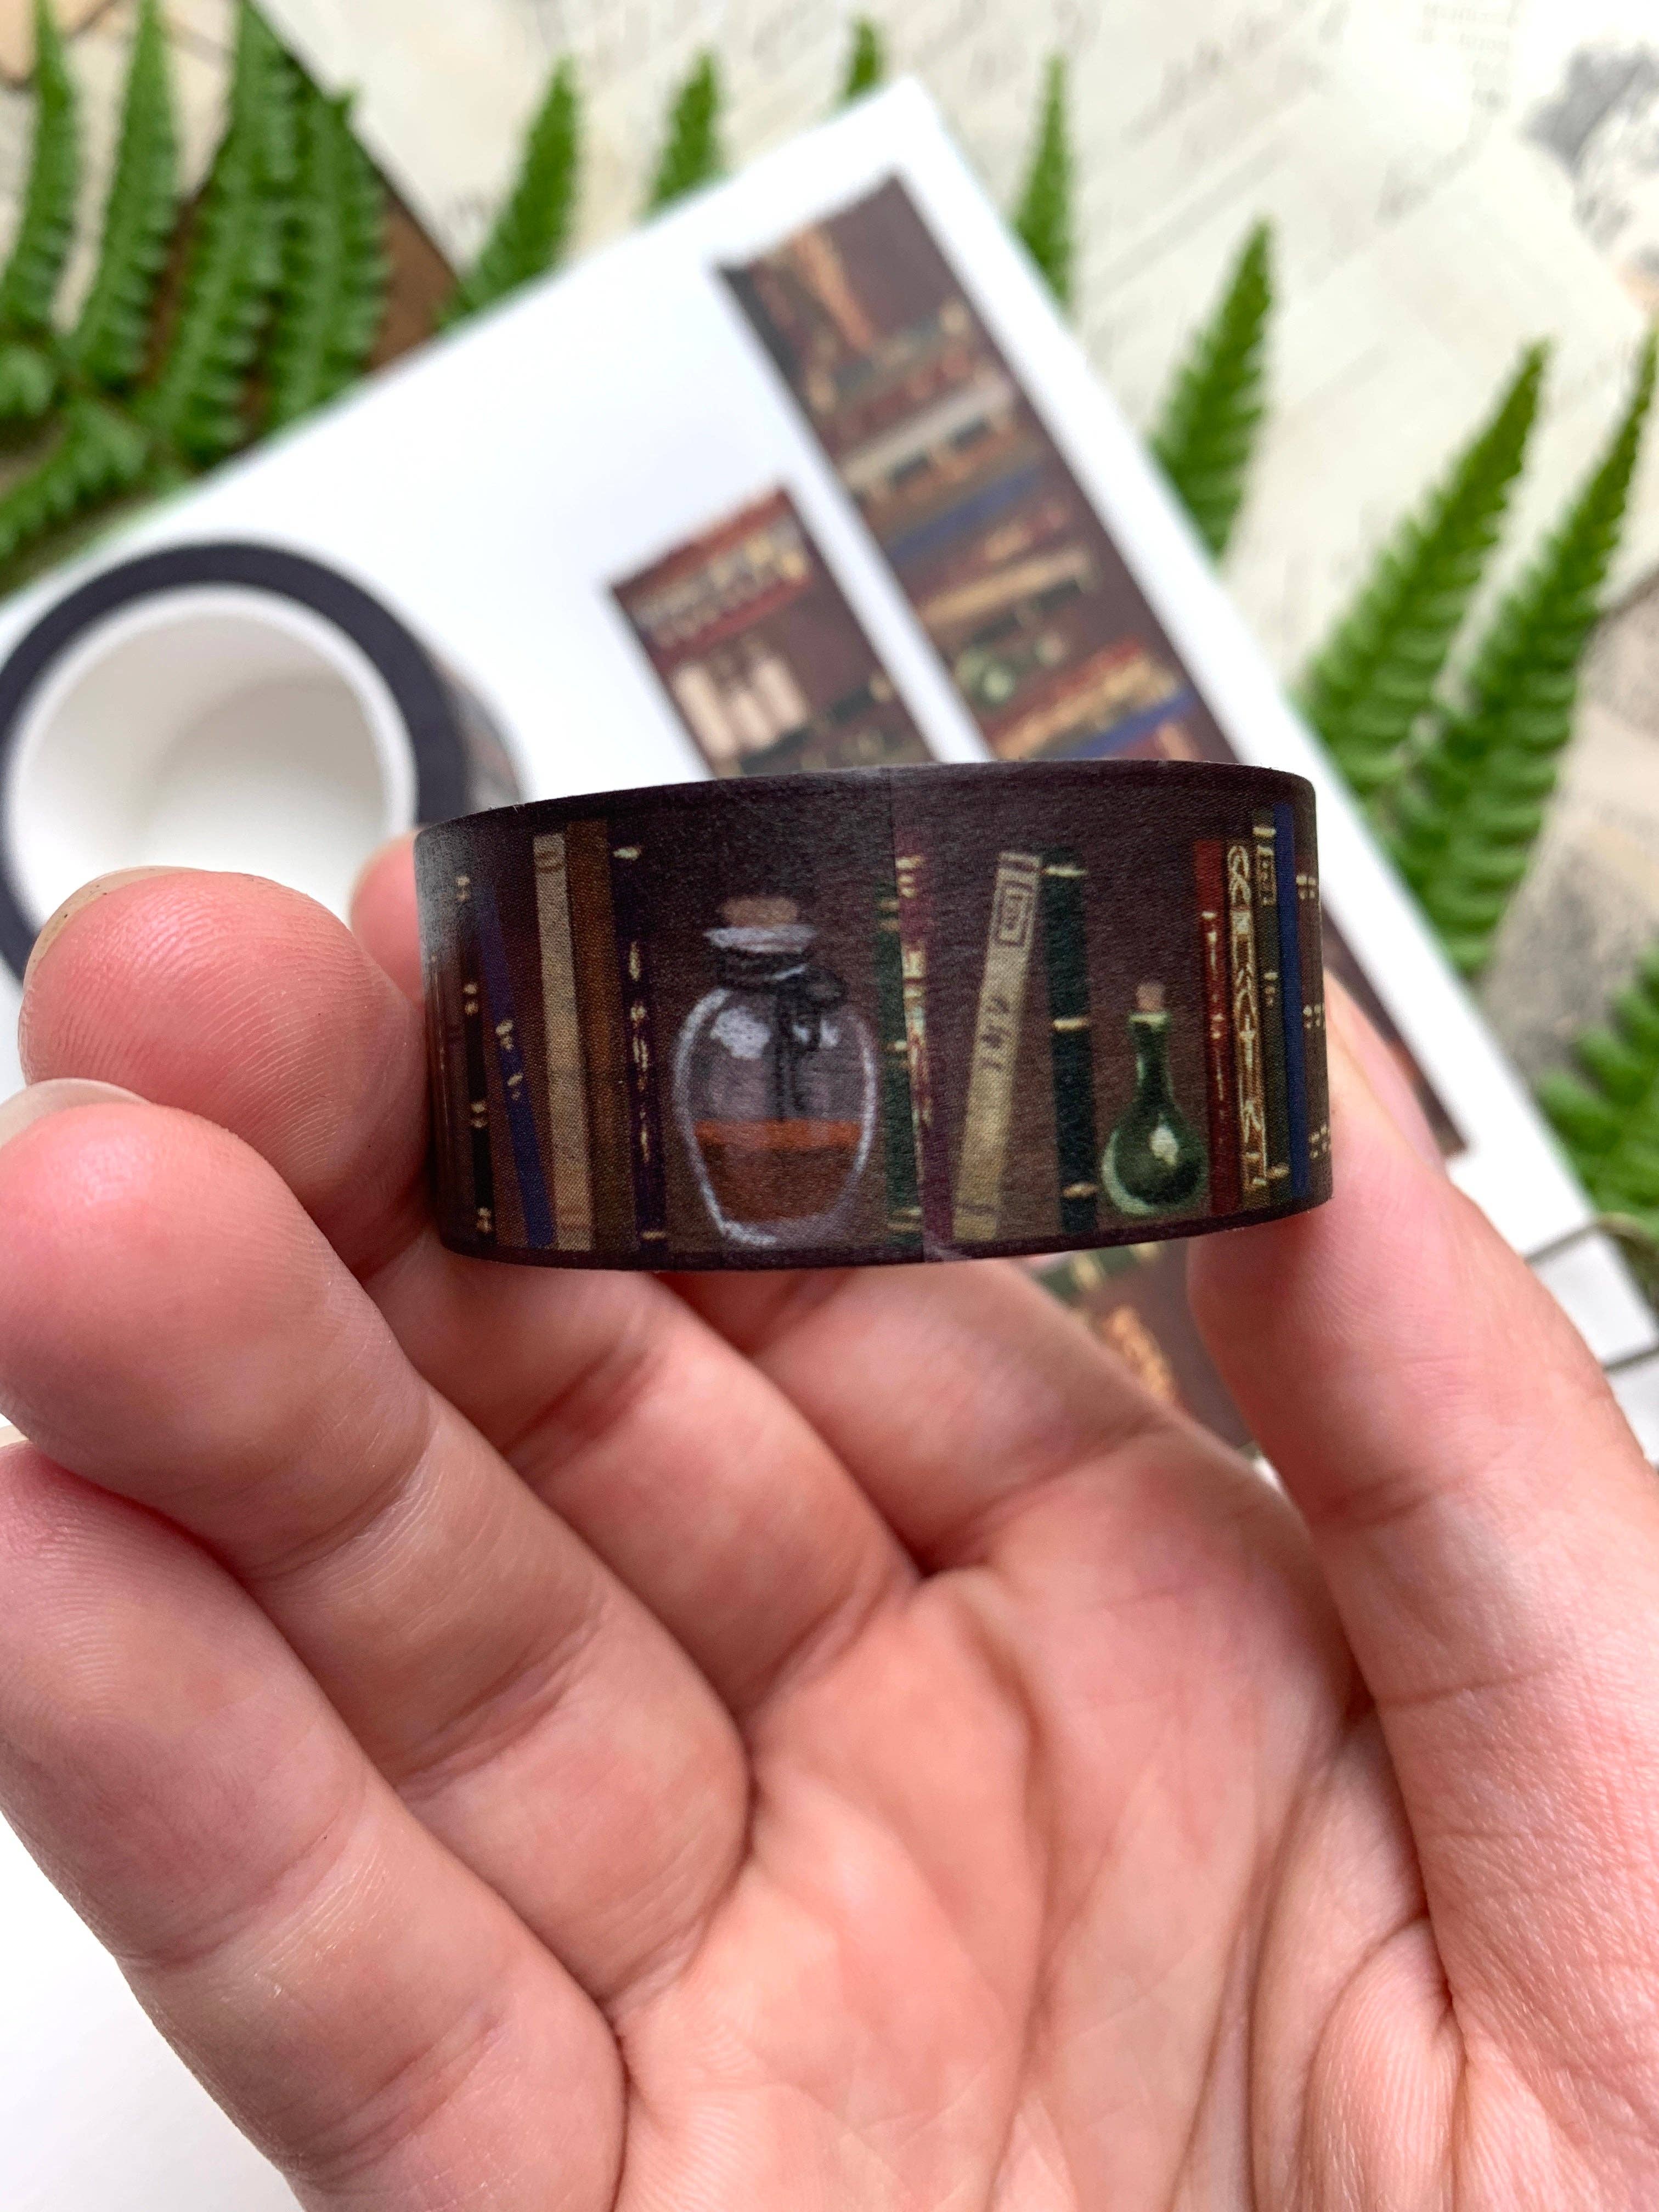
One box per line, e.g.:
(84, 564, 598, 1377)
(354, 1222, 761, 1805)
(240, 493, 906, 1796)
(1188, 990, 1659, 2081)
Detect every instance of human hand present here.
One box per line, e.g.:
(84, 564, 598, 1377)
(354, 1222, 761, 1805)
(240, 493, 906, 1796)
(1, 854, 1655, 2210)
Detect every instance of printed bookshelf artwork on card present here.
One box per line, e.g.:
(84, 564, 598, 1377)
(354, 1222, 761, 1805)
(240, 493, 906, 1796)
(613, 489, 932, 777)
(725, 179, 1208, 768)
(415, 764, 1331, 1269)
(724, 178, 1462, 1161)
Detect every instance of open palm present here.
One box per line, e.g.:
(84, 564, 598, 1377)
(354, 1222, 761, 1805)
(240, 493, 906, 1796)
(2, 856, 1657, 2211)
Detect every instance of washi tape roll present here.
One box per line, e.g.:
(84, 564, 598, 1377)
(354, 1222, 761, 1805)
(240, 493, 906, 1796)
(415, 761, 1331, 1270)
(0, 541, 517, 982)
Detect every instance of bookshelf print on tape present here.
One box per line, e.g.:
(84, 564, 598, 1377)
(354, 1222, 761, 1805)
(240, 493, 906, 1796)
(415, 761, 1331, 1270)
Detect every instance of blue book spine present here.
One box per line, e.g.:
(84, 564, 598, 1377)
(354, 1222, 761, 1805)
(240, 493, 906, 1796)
(473, 876, 555, 1249)
(1273, 800, 1310, 1200)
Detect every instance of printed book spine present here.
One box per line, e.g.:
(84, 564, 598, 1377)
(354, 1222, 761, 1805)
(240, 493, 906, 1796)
(894, 848, 954, 1249)
(608, 830, 668, 1251)
(1297, 857, 1330, 1169)
(533, 831, 595, 1251)
(1272, 800, 1312, 1199)
(421, 926, 460, 1229)
(1194, 840, 1240, 1216)
(454, 869, 496, 1244)
(1251, 811, 1292, 1194)
(953, 850, 1042, 1244)
(874, 873, 924, 1248)
(1226, 839, 1271, 1207)
(471, 876, 554, 1250)
(563, 817, 635, 1251)
(1040, 847, 1101, 1237)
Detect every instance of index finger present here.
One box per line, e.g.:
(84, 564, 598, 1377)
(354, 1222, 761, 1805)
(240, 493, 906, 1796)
(1187, 996, 1659, 2076)
(18, 864, 911, 1721)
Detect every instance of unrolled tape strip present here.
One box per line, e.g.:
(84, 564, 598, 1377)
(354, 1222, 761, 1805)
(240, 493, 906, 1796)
(415, 761, 1332, 1270)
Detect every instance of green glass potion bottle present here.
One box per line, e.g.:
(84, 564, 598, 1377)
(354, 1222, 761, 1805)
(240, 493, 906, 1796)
(1102, 981, 1207, 1217)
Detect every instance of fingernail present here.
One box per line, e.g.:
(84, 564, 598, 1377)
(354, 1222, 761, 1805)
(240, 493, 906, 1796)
(0, 1078, 146, 1154)
(22, 867, 174, 992)
(1326, 984, 1446, 1172)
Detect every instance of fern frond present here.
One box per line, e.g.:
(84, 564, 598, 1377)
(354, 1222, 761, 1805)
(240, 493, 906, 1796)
(441, 55, 578, 326)
(1012, 57, 1073, 310)
(839, 19, 885, 105)
(0, 0, 80, 334)
(646, 52, 724, 212)
(0, 337, 57, 422)
(266, 81, 387, 431)
(66, 0, 179, 389)
(0, 396, 150, 566)
(140, 2, 296, 464)
(230, 1, 297, 193)
(1299, 343, 1547, 804)
(1538, 940, 1659, 1231)
(1390, 333, 1658, 977)
(1149, 221, 1272, 561)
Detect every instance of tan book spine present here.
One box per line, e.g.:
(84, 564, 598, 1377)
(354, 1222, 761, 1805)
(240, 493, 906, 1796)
(533, 832, 595, 1251)
(952, 850, 1042, 1244)
(1226, 840, 1271, 1206)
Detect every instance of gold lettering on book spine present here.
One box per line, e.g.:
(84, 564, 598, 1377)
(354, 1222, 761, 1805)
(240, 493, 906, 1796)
(1227, 842, 1270, 1205)
(1298, 868, 1331, 1165)
(1251, 817, 1280, 1015)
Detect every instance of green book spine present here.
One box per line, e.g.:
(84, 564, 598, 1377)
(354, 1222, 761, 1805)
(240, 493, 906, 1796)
(894, 848, 953, 1249)
(1251, 811, 1292, 1194)
(874, 873, 924, 1249)
(564, 817, 636, 1254)
(1040, 847, 1099, 1237)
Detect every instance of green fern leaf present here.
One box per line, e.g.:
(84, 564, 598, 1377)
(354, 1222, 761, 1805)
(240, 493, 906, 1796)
(1299, 343, 1547, 805)
(838, 19, 885, 105)
(233, 1, 297, 193)
(266, 80, 387, 431)
(0, 396, 150, 566)
(645, 52, 724, 213)
(1537, 1068, 1624, 1158)
(441, 55, 578, 326)
(66, 0, 179, 389)
(140, 2, 296, 465)
(0, 0, 80, 335)
(1537, 943, 1659, 1240)
(1390, 333, 1658, 978)
(1012, 57, 1074, 310)
(0, 337, 57, 422)
(1149, 221, 1273, 562)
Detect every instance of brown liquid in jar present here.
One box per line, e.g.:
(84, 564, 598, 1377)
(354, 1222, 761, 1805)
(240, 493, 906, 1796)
(695, 1118, 863, 1222)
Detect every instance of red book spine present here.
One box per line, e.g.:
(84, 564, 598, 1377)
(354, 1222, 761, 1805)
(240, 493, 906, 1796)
(1194, 840, 1240, 1216)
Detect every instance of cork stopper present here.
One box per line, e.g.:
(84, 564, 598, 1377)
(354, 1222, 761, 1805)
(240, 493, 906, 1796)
(721, 896, 799, 927)
(1135, 980, 1165, 1014)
